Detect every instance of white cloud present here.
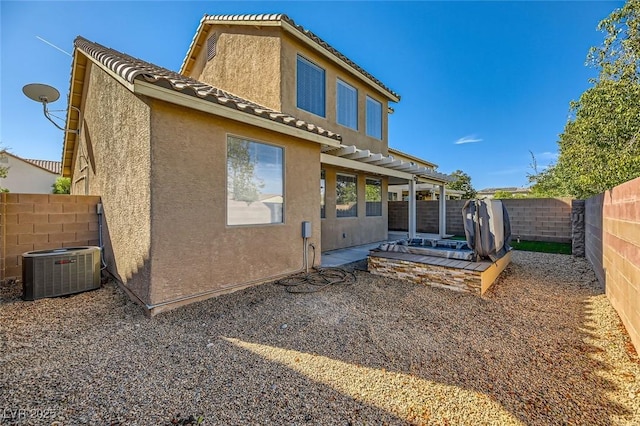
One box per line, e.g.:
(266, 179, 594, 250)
(454, 135, 483, 145)
(535, 151, 559, 161)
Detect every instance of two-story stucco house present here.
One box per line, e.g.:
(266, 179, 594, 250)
(62, 14, 451, 314)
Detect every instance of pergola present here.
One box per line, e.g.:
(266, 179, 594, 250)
(321, 144, 453, 239)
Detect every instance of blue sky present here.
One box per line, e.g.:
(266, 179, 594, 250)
(0, 1, 623, 190)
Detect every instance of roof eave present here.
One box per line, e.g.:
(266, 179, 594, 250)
(133, 80, 342, 147)
(279, 20, 400, 103)
(180, 15, 400, 103)
(61, 49, 87, 177)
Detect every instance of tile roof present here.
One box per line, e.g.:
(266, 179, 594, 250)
(24, 158, 62, 174)
(74, 36, 342, 142)
(1, 151, 61, 174)
(184, 14, 399, 101)
(478, 187, 531, 193)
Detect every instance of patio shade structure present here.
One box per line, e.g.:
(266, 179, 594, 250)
(321, 144, 453, 238)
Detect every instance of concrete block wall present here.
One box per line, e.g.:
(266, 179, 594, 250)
(585, 194, 604, 284)
(389, 198, 573, 243)
(586, 176, 640, 353)
(0, 193, 101, 280)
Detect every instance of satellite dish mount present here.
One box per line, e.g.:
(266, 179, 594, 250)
(22, 83, 81, 134)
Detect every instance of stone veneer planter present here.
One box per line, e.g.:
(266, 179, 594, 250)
(368, 250, 512, 296)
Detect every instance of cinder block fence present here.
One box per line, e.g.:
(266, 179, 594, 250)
(584, 176, 640, 353)
(0, 193, 101, 281)
(389, 198, 573, 243)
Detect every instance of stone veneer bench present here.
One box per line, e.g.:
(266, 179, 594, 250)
(368, 250, 512, 296)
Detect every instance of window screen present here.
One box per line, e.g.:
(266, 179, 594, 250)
(297, 55, 326, 117)
(366, 96, 382, 139)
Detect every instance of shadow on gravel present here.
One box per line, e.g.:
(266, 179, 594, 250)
(1, 252, 637, 424)
(221, 252, 635, 425)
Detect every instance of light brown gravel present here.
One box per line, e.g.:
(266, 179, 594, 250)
(1, 251, 639, 425)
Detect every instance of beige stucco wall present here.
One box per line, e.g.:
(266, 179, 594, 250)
(186, 25, 391, 154)
(280, 33, 390, 155)
(71, 62, 152, 303)
(0, 156, 58, 193)
(321, 165, 388, 251)
(191, 26, 282, 112)
(148, 99, 322, 306)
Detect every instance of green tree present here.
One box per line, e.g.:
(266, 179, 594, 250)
(0, 150, 9, 192)
(227, 139, 263, 204)
(52, 177, 71, 194)
(493, 190, 514, 199)
(530, 0, 640, 198)
(448, 170, 477, 199)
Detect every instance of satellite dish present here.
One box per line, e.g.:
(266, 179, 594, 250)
(21, 82, 79, 133)
(22, 83, 60, 103)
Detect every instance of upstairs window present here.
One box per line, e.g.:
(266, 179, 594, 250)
(227, 136, 283, 226)
(336, 173, 357, 218)
(297, 55, 325, 117)
(366, 96, 382, 139)
(337, 79, 357, 130)
(366, 178, 382, 216)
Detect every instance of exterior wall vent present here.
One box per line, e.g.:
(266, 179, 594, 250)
(22, 246, 101, 300)
(207, 33, 218, 61)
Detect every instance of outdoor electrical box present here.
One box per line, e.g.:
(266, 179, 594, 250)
(302, 221, 312, 238)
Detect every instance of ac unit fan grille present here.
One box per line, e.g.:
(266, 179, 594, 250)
(22, 247, 101, 300)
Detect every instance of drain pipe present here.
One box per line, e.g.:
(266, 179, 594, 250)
(96, 203, 107, 269)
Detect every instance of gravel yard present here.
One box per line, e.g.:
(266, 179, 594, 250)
(1, 251, 639, 425)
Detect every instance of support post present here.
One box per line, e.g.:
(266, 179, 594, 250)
(408, 179, 416, 239)
(439, 184, 446, 238)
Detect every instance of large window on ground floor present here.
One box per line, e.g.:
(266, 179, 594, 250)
(336, 173, 357, 218)
(227, 136, 283, 225)
(366, 178, 382, 216)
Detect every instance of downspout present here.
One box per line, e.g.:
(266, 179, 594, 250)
(96, 202, 107, 269)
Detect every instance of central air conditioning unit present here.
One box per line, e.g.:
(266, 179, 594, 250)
(22, 246, 101, 301)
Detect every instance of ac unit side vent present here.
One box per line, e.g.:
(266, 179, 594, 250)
(22, 246, 101, 301)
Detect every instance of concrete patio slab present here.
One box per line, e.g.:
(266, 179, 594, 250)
(321, 232, 452, 267)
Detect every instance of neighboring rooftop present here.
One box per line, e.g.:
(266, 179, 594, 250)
(180, 14, 400, 102)
(478, 187, 532, 194)
(24, 158, 61, 175)
(1, 151, 61, 175)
